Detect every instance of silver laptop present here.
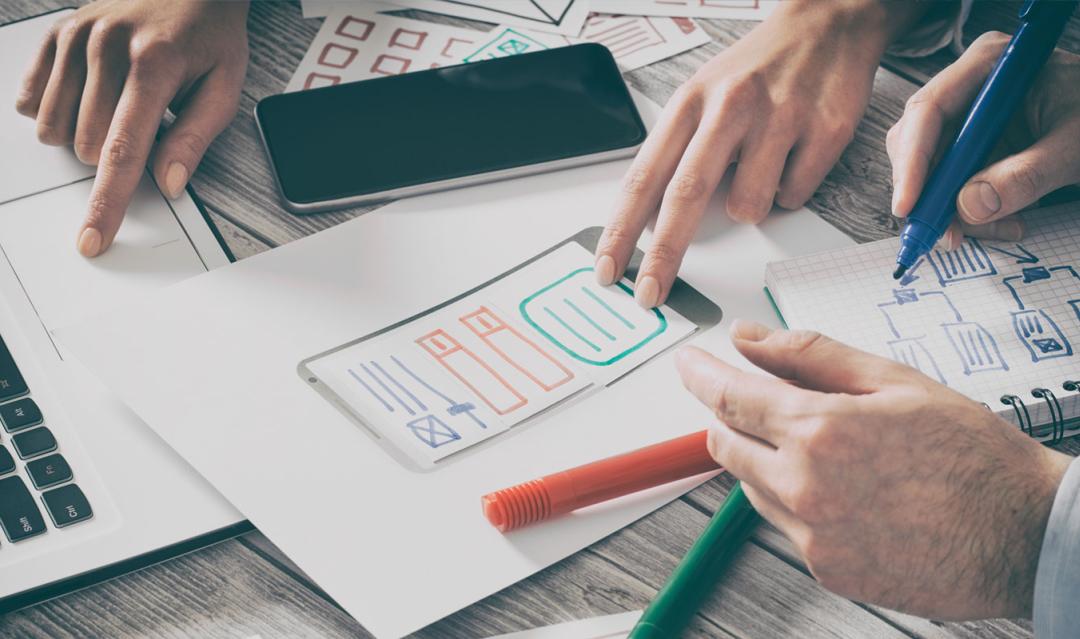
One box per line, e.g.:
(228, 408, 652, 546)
(0, 10, 247, 611)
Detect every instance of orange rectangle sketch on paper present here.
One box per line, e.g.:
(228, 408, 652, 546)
(459, 306, 575, 392)
(416, 329, 527, 415)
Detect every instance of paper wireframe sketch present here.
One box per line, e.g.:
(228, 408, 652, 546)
(286, 4, 485, 91)
(590, 0, 778, 20)
(486, 610, 642, 638)
(55, 91, 857, 638)
(473, 14, 711, 71)
(301, 237, 702, 471)
(379, 0, 591, 35)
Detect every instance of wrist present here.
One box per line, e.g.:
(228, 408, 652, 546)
(774, 0, 928, 55)
(1006, 447, 1073, 617)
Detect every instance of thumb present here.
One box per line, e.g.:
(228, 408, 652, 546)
(152, 69, 241, 199)
(956, 128, 1080, 225)
(728, 319, 907, 395)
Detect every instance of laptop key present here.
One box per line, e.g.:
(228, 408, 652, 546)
(26, 454, 72, 490)
(12, 427, 57, 459)
(0, 446, 13, 475)
(0, 476, 46, 542)
(41, 484, 92, 528)
(0, 398, 42, 433)
(0, 336, 28, 402)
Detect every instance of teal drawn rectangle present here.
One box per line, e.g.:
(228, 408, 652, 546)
(519, 267, 667, 366)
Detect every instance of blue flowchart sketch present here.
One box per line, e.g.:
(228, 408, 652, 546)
(347, 355, 488, 450)
(888, 337, 946, 384)
(878, 287, 1007, 383)
(926, 238, 996, 286)
(1003, 265, 1080, 363)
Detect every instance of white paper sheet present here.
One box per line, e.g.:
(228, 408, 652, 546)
(286, 4, 484, 92)
(288, 5, 709, 91)
(487, 610, 641, 638)
(0, 10, 95, 203)
(591, 0, 778, 20)
(380, 0, 591, 35)
(476, 14, 711, 71)
(56, 94, 853, 638)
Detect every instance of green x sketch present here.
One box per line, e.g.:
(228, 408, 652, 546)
(519, 267, 668, 366)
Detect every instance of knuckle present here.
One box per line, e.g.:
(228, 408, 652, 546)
(646, 241, 685, 270)
(129, 35, 177, 69)
(56, 16, 89, 44)
(783, 329, 827, 357)
(717, 72, 765, 108)
(87, 17, 125, 54)
(786, 483, 822, 521)
(666, 171, 711, 203)
(102, 131, 144, 171)
(669, 81, 705, 118)
(1006, 159, 1043, 201)
(620, 165, 654, 198)
(600, 221, 638, 251)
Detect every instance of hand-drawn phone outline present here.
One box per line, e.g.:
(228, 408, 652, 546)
(296, 227, 723, 473)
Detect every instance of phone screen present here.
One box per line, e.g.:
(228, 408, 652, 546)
(256, 44, 646, 207)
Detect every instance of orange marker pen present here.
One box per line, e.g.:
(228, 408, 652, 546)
(482, 430, 720, 532)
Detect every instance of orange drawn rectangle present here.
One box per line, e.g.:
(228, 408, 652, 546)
(459, 307, 575, 392)
(416, 328, 526, 415)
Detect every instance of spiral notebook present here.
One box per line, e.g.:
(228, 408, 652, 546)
(765, 202, 1080, 443)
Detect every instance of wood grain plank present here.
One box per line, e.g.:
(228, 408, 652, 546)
(0, 539, 366, 638)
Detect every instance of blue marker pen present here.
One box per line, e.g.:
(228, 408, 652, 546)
(893, 0, 1078, 280)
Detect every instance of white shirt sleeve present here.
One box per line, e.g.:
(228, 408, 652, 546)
(887, 0, 973, 58)
(1035, 455, 1080, 638)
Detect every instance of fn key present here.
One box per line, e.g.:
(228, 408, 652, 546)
(42, 484, 92, 528)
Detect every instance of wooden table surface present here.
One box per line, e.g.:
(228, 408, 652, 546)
(2, 2, 1079, 637)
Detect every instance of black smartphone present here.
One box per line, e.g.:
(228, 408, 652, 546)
(255, 43, 647, 214)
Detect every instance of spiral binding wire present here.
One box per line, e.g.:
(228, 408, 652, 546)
(1000, 394, 1032, 437)
(1032, 388, 1064, 444)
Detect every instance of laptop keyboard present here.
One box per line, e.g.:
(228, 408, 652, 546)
(0, 335, 92, 545)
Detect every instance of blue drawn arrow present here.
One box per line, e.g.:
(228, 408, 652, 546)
(987, 244, 1038, 264)
(898, 258, 923, 286)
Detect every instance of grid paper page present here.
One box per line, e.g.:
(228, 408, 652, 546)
(765, 203, 1080, 437)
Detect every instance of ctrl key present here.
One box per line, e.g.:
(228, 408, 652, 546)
(42, 484, 92, 528)
(0, 476, 46, 542)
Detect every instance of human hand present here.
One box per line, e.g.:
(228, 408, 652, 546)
(595, 0, 924, 308)
(15, 0, 250, 257)
(676, 320, 1073, 620)
(888, 32, 1080, 250)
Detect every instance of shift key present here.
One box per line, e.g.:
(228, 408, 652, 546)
(0, 336, 27, 401)
(0, 476, 46, 542)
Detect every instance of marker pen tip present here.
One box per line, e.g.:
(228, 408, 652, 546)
(892, 265, 907, 280)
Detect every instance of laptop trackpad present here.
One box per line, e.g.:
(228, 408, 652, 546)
(0, 175, 208, 353)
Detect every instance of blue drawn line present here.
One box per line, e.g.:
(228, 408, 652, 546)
(968, 331, 984, 366)
(921, 291, 964, 322)
(544, 306, 601, 352)
(582, 286, 635, 330)
(371, 360, 425, 412)
(972, 246, 986, 269)
(987, 243, 1038, 264)
(959, 243, 976, 271)
(406, 415, 461, 449)
(946, 250, 957, 275)
(888, 337, 946, 385)
(1011, 309, 1072, 362)
(877, 302, 902, 339)
(564, 297, 615, 341)
(391, 355, 488, 430)
(361, 362, 413, 416)
(348, 368, 393, 413)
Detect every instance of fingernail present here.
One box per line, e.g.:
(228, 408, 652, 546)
(958, 181, 1000, 221)
(164, 162, 188, 199)
(595, 255, 616, 286)
(77, 227, 102, 257)
(890, 182, 900, 216)
(730, 318, 772, 342)
(635, 275, 660, 308)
